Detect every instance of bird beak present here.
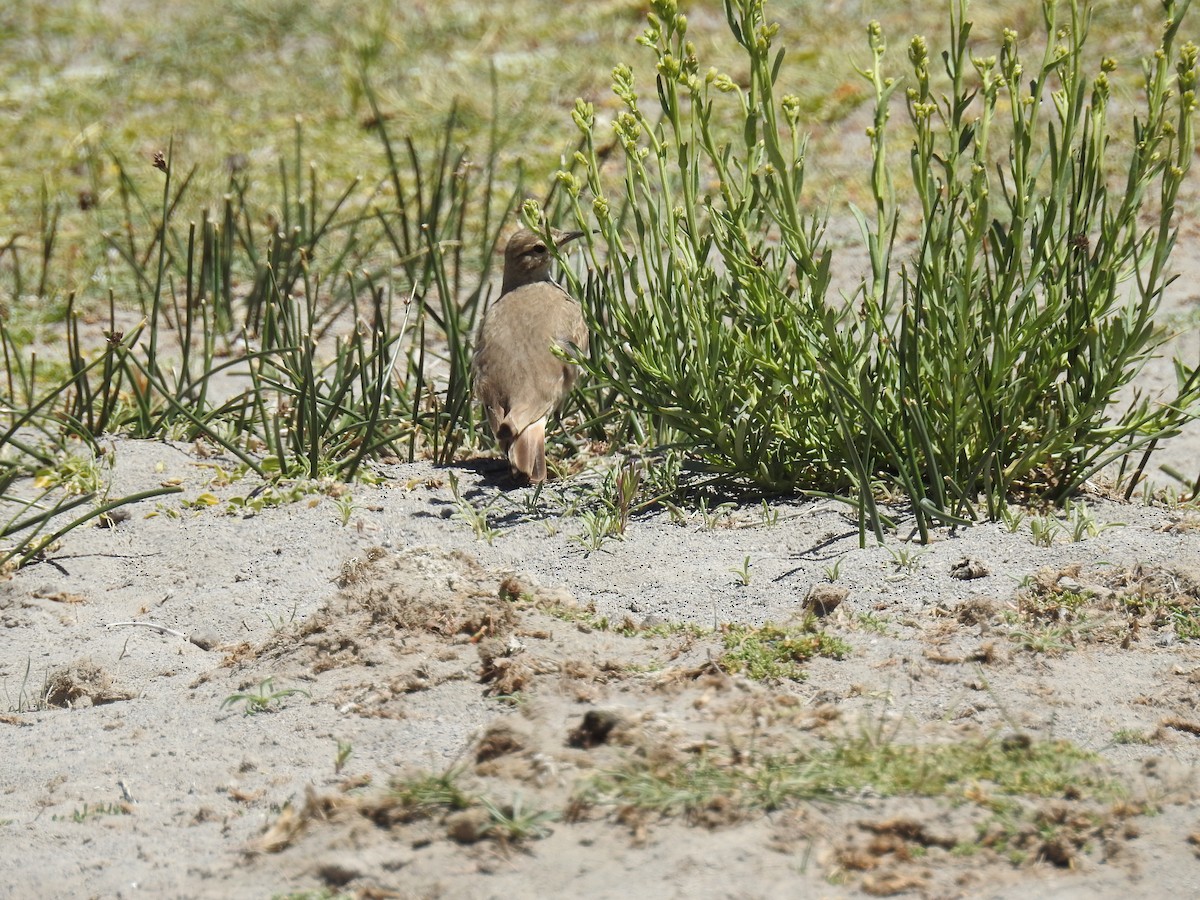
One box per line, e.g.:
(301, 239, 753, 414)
(553, 230, 587, 248)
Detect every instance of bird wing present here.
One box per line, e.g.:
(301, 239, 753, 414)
(472, 284, 586, 443)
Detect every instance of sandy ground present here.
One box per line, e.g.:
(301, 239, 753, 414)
(2, 424, 1200, 899)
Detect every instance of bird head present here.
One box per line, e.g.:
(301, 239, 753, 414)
(501, 228, 585, 293)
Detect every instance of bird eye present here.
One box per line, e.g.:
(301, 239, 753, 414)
(531, 244, 547, 254)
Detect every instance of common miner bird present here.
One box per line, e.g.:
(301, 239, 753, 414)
(472, 228, 587, 484)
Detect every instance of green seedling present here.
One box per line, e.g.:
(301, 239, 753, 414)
(447, 472, 500, 544)
(1064, 500, 1122, 542)
(221, 678, 310, 715)
(1001, 508, 1026, 534)
(571, 507, 622, 552)
(729, 555, 752, 586)
(266, 604, 299, 633)
(1029, 514, 1062, 548)
(822, 559, 844, 583)
(333, 492, 359, 527)
(481, 794, 558, 844)
(887, 546, 924, 575)
(64, 803, 131, 823)
(334, 739, 353, 774)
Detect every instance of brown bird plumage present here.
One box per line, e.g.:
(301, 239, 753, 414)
(473, 229, 587, 484)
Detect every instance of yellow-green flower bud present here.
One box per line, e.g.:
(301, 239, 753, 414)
(572, 99, 595, 134)
(714, 72, 737, 93)
(520, 199, 543, 230)
(781, 94, 802, 125)
(556, 170, 583, 198)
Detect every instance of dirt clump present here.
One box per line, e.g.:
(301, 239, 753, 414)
(44, 658, 135, 708)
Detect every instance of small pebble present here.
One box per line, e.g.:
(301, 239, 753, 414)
(446, 807, 491, 843)
(950, 557, 990, 580)
(189, 629, 221, 651)
(806, 583, 849, 616)
(96, 509, 132, 528)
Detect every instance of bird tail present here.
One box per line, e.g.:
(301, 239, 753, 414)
(505, 417, 547, 484)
